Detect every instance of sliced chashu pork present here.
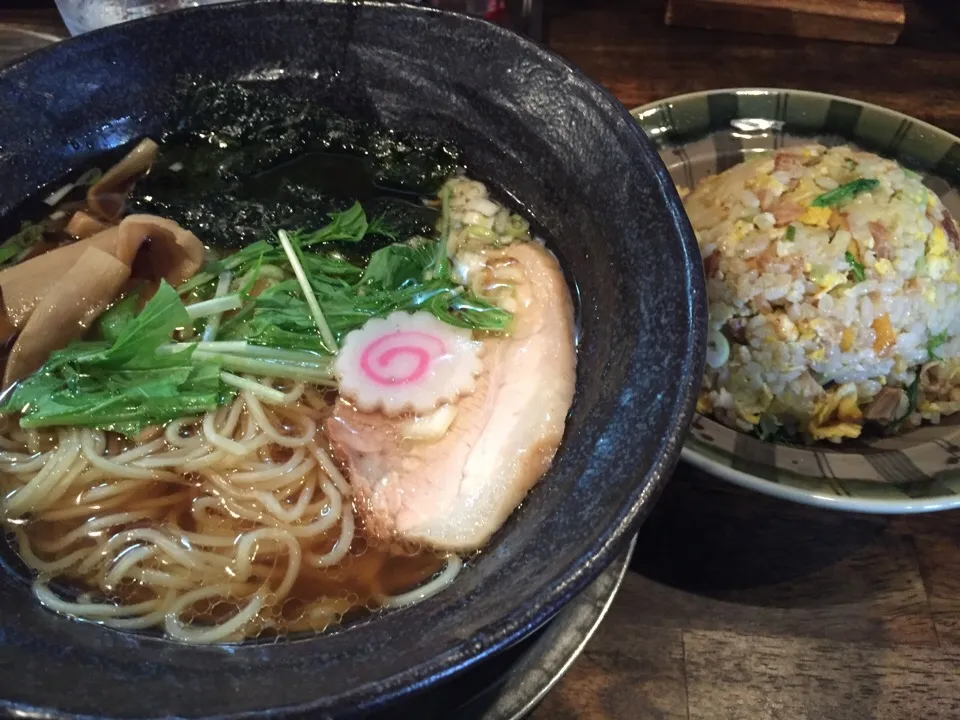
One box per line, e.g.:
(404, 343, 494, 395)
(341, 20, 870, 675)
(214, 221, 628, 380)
(326, 241, 576, 552)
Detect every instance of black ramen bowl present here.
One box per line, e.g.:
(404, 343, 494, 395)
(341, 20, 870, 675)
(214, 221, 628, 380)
(0, 2, 705, 717)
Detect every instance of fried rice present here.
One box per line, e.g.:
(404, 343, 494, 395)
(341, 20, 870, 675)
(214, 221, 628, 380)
(685, 144, 960, 443)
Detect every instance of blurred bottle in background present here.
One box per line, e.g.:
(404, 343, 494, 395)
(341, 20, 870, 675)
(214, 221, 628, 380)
(424, 0, 542, 40)
(423, 1, 506, 22)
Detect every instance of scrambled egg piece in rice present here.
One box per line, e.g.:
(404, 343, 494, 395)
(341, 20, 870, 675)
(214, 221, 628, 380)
(688, 144, 960, 443)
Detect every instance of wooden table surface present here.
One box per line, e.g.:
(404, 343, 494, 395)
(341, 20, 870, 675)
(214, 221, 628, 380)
(3, 2, 960, 719)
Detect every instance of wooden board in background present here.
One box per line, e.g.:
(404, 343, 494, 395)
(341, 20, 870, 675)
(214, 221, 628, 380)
(665, 0, 906, 45)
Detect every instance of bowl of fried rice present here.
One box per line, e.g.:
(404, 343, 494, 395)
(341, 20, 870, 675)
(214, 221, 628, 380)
(634, 89, 960, 513)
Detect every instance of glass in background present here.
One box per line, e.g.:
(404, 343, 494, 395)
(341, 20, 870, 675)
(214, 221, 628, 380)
(54, 0, 543, 41)
(54, 0, 217, 35)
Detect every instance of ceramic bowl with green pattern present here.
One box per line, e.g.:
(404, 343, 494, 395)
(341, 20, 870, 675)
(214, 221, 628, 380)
(633, 88, 960, 513)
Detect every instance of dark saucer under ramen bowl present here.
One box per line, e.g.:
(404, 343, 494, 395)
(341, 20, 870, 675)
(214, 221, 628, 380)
(0, 2, 705, 717)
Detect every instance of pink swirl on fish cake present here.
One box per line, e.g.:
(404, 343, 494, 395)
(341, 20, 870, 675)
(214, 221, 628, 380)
(359, 331, 447, 386)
